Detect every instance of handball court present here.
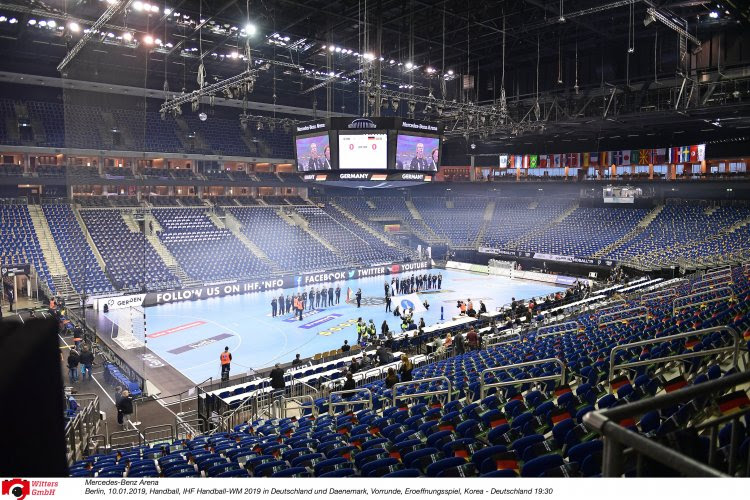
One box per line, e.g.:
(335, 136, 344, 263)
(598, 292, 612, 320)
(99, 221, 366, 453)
(87, 269, 564, 396)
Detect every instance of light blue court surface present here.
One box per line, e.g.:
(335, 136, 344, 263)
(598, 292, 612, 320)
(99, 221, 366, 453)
(124, 269, 564, 383)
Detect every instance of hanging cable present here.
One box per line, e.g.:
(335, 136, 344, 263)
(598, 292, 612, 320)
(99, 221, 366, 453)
(574, 40, 579, 94)
(557, 35, 562, 84)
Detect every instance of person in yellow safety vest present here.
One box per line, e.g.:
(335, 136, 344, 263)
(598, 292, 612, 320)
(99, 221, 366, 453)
(220, 346, 232, 381)
(356, 318, 364, 343)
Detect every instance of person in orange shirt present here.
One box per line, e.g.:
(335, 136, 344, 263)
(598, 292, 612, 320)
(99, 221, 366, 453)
(220, 346, 232, 381)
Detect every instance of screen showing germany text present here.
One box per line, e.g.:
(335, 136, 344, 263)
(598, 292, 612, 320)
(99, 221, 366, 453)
(395, 134, 440, 171)
(338, 133, 388, 169)
(296, 133, 331, 171)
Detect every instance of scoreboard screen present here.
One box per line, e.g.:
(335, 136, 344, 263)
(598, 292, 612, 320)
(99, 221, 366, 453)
(338, 132, 388, 170)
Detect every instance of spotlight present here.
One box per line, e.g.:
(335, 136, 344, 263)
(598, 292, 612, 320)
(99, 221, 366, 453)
(123, 32, 132, 41)
(28, 19, 36, 25)
(133, 1, 143, 11)
(199, 112, 207, 121)
(329, 46, 335, 52)
(143, 34, 154, 45)
(47, 20, 56, 28)
(244, 23, 256, 36)
(405, 61, 414, 70)
(709, 11, 719, 18)
(9, 18, 17, 24)
(0, 16, 6, 22)
(447, 70, 454, 76)
(628, 47, 635, 53)
(68, 22, 80, 32)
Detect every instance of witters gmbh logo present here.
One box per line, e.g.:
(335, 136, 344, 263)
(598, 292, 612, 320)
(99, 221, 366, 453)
(2, 479, 57, 500)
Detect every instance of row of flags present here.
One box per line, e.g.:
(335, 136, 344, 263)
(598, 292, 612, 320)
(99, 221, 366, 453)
(498, 144, 706, 169)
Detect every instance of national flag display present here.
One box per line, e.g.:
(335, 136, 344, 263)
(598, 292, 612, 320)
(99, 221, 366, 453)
(529, 155, 538, 168)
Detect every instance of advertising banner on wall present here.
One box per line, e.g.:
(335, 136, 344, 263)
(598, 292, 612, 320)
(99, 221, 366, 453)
(133, 260, 433, 307)
(477, 247, 617, 268)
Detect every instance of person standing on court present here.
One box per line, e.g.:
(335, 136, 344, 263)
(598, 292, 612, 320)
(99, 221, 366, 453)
(335, 285, 341, 304)
(328, 286, 334, 306)
(286, 295, 292, 315)
(220, 346, 232, 381)
(438, 273, 442, 289)
(356, 288, 362, 308)
(278, 293, 285, 315)
(385, 294, 392, 312)
(321, 287, 328, 307)
(271, 297, 277, 317)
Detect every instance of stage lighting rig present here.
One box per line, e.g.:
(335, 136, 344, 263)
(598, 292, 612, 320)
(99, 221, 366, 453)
(160, 69, 258, 115)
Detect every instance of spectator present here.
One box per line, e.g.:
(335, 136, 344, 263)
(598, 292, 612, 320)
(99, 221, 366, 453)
(270, 363, 285, 392)
(116, 389, 134, 429)
(79, 345, 94, 381)
(398, 355, 413, 382)
(341, 339, 350, 352)
(342, 372, 356, 391)
(292, 353, 302, 367)
(454, 332, 466, 355)
(376, 343, 392, 366)
(349, 358, 360, 374)
(67, 348, 80, 383)
(466, 328, 479, 350)
(385, 368, 399, 389)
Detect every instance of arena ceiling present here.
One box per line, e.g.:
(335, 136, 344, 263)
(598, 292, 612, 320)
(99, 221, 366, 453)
(0, 0, 748, 153)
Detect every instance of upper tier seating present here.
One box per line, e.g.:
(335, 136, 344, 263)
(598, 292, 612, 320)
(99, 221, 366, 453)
(153, 208, 270, 282)
(81, 210, 180, 291)
(0, 99, 292, 158)
(42, 203, 114, 294)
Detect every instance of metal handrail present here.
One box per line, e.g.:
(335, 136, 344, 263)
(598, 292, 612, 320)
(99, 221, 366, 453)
(640, 288, 675, 305)
(607, 326, 740, 383)
(598, 306, 648, 328)
(595, 300, 628, 316)
(702, 266, 731, 279)
(692, 274, 733, 291)
(583, 369, 750, 477)
(143, 424, 175, 444)
(673, 286, 734, 314)
(328, 388, 373, 415)
(479, 358, 566, 400)
(282, 394, 317, 419)
(536, 321, 579, 338)
(109, 429, 141, 451)
(392, 376, 452, 406)
(485, 333, 522, 346)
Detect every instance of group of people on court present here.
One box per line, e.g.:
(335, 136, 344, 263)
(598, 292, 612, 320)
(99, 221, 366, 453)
(388, 272, 442, 297)
(271, 286, 342, 319)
